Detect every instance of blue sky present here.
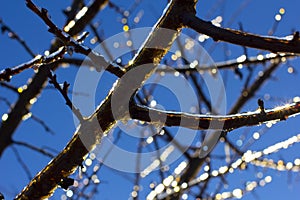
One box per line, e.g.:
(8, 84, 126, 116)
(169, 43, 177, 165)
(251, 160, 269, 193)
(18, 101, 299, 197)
(0, 0, 300, 199)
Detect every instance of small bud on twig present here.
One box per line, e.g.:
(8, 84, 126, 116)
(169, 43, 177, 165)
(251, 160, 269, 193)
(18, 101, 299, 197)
(58, 177, 74, 190)
(258, 98, 265, 114)
(292, 31, 300, 42)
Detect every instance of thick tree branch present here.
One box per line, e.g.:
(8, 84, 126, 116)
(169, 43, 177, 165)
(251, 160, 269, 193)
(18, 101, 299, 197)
(15, 0, 197, 198)
(183, 13, 300, 53)
(63, 0, 84, 23)
(0, 0, 109, 157)
(130, 101, 300, 131)
(25, 0, 125, 77)
(0, 48, 66, 157)
(162, 61, 282, 199)
(63, 0, 109, 35)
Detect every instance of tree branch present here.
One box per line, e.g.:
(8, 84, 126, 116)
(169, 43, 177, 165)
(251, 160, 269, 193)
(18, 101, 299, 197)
(183, 13, 300, 53)
(161, 61, 282, 199)
(0, 19, 35, 57)
(229, 62, 280, 114)
(0, 0, 110, 157)
(63, 0, 109, 35)
(15, 0, 197, 198)
(154, 133, 300, 199)
(130, 101, 300, 131)
(59, 53, 296, 74)
(0, 47, 66, 82)
(25, 0, 125, 77)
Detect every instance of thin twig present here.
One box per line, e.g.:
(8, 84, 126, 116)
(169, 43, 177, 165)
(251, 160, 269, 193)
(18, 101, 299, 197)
(0, 46, 66, 82)
(230, 62, 280, 114)
(11, 146, 32, 180)
(30, 114, 56, 135)
(0, 19, 35, 57)
(0, 0, 110, 158)
(48, 71, 84, 122)
(25, 0, 125, 78)
(13, 140, 55, 158)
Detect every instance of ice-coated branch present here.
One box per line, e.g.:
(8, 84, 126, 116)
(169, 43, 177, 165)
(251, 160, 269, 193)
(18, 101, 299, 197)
(0, 47, 66, 82)
(15, 0, 197, 198)
(130, 101, 300, 131)
(183, 13, 300, 53)
(0, 0, 110, 157)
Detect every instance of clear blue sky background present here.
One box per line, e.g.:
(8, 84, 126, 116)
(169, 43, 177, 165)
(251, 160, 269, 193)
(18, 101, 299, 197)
(0, 0, 300, 199)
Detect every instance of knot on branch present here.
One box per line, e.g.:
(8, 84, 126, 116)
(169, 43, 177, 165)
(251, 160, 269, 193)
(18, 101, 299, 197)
(257, 98, 265, 114)
(0, 68, 12, 81)
(41, 8, 49, 18)
(58, 177, 74, 190)
(291, 31, 300, 43)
